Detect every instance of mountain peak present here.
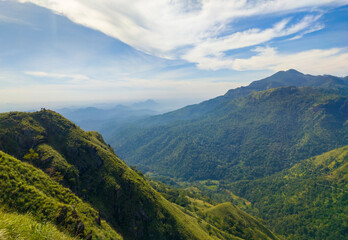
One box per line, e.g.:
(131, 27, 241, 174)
(285, 69, 303, 74)
(269, 69, 304, 79)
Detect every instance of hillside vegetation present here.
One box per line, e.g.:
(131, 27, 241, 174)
(0, 110, 279, 239)
(0, 110, 214, 239)
(229, 145, 348, 239)
(0, 150, 122, 239)
(111, 86, 348, 181)
(0, 208, 76, 240)
(148, 179, 278, 240)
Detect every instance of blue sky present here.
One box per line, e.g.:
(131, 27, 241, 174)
(0, 0, 347, 111)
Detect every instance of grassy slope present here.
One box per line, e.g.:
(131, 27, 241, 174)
(0, 150, 122, 239)
(229, 145, 348, 239)
(203, 203, 278, 240)
(0, 110, 215, 240)
(0, 208, 75, 240)
(111, 87, 348, 181)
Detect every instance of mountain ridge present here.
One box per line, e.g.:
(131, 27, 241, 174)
(110, 86, 348, 181)
(104, 69, 347, 131)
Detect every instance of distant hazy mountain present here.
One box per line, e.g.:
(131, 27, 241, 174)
(108, 70, 348, 182)
(131, 99, 160, 110)
(57, 100, 159, 133)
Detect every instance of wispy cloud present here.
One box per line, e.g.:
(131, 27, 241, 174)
(183, 15, 323, 70)
(232, 47, 348, 76)
(17, 0, 345, 60)
(25, 71, 91, 81)
(0, 14, 30, 25)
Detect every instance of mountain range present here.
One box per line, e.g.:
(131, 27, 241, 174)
(0, 69, 347, 239)
(108, 70, 348, 181)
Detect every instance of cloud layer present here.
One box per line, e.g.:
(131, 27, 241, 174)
(17, 0, 348, 73)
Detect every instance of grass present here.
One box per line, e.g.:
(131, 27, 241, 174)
(0, 150, 122, 240)
(0, 208, 75, 240)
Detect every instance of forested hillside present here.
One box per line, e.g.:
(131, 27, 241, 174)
(102, 70, 348, 239)
(111, 86, 348, 181)
(0, 110, 277, 240)
(229, 145, 348, 239)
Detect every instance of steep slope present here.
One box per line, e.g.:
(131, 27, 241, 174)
(202, 202, 277, 240)
(0, 150, 122, 239)
(0, 208, 74, 240)
(0, 110, 217, 240)
(229, 145, 348, 240)
(111, 87, 348, 181)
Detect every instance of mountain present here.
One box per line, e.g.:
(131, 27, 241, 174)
(109, 86, 348, 181)
(224, 69, 348, 99)
(102, 70, 348, 240)
(229, 145, 348, 240)
(0, 110, 277, 240)
(57, 104, 157, 134)
(110, 69, 347, 128)
(131, 99, 160, 110)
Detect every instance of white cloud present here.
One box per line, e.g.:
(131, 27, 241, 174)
(17, 0, 346, 56)
(14, 0, 348, 75)
(232, 47, 348, 76)
(25, 71, 91, 81)
(183, 15, 323, 69)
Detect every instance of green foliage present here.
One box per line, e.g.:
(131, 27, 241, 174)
(0, 208, 76, 240)
(0, 151, 122, 239)
(110, 87, 348, 182)
(202, 203, 277, 240)
(23, 148, 39, 163)
(229, 145, 348, 240)
(148, 177, 279, 240)
(0, 110, 221, 240)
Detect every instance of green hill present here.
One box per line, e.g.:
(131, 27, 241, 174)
(0, 110, 214, 239)
(203, 202, 277, 240)
(110, 86, 348, 181)
(147, 178, 279, 240)
(229, 145, 348, 239)
(0, 110, 278, 239)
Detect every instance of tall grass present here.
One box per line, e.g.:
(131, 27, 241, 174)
(0, 209, 76, 240)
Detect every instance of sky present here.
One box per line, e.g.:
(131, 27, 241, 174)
(0, 0, 348, 111)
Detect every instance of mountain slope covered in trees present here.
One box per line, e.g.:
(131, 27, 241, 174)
(110, 86, 348, 181)
(0, 110, 278, 240)
(229, 145, 348, 240)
